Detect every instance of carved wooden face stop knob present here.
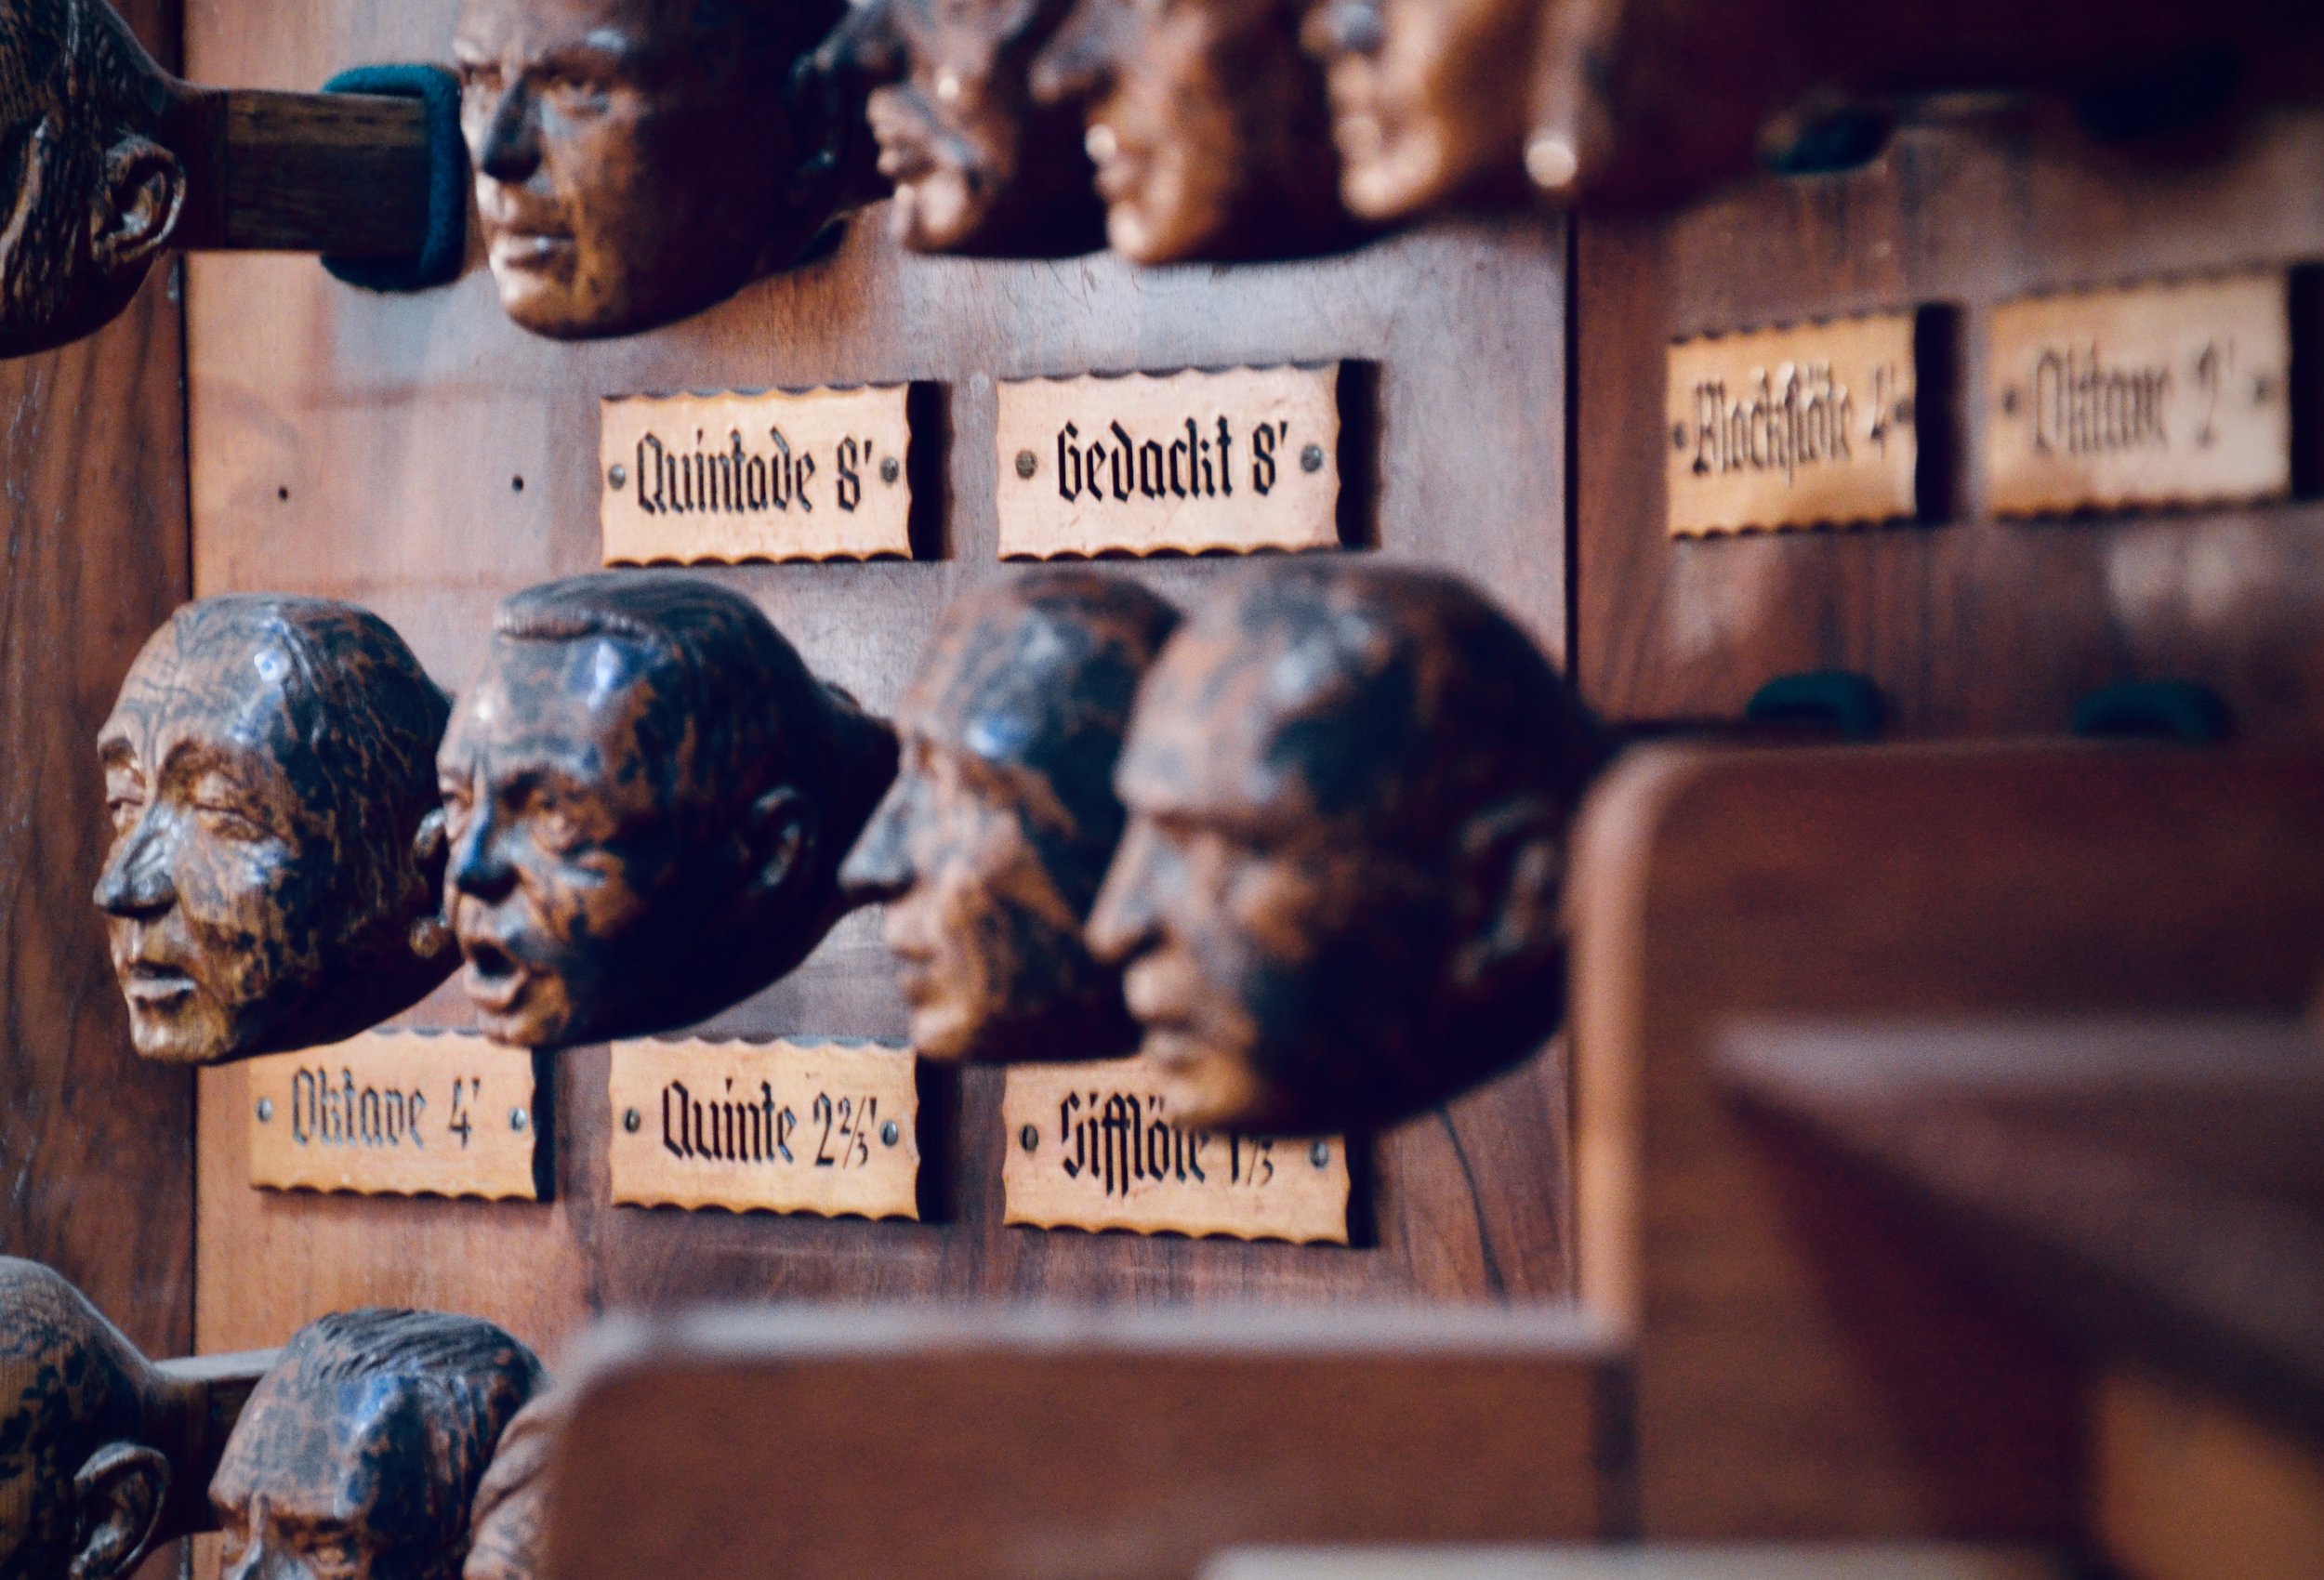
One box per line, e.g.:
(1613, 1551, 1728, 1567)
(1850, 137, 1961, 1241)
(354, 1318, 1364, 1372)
(841, 571, 1178, 1061)
(95, 596, 456, 1065)
(1301, 0, 1538, 219)
(1086, 559, 1602, 1134)
(454, 0, 860, 339)
(438, 573, 897, 1047)
(831, 0, 1103, 256)
(210, 1310, 545, 1580)
(1027, 0, 1356, 264)
(0, 0, 189, 358)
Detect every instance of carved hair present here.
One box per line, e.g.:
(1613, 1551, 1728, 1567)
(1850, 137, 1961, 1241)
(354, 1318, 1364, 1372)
(160, 596, 451, 952)
(494, 573, 889, 825)
(275, 1310, 546, 1562)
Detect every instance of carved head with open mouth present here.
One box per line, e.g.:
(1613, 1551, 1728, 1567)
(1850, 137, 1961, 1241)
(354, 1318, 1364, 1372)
(95, 596, 454, 1064)
(439, 573, 895, 1047)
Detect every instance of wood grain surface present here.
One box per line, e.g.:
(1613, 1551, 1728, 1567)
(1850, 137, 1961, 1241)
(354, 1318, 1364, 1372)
(0, 0, 194, 1363)
(1577, 106, 2324, 739)
(181, 1, 1571, 1359)
(1565, 741, 2324, 1539)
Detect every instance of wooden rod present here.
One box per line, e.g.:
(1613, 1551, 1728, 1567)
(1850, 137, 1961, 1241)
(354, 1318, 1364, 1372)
(172, 87, 434, 257)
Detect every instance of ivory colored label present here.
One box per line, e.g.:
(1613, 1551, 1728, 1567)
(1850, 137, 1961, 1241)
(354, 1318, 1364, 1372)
(1665, 313, 1918, 536)
(600, 385, 912, 563)
(244, 1032, 542, 1201)
(1001, 1059, 1350, 1244)
(607, 1039, 919, 1220)
(1987, 273, 2291, 517)
(997, 364, 1341, 558)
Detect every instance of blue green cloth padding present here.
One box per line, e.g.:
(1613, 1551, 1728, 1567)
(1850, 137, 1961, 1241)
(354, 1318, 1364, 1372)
(320, 64, 467, 293)
(2071, 680, 2233, 744)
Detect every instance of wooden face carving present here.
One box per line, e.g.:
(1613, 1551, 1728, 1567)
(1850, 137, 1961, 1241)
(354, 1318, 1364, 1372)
(1086, 560, 1599, 1133)
(0, 0, 189, 357)
(457, 1389, 561, 1580)
(210, 1311, 544, 1580)
(94, 598, 455, 1065)
(837, 0, 1102, 255)
(0, 1260, 169, 1580)
(453, 0, 850, 339)
(840, 573, 1176, 1061)
(1302, 0, 1535, 219)
(1028, 0, 1353, 264)
(438, 573, 896, 1047)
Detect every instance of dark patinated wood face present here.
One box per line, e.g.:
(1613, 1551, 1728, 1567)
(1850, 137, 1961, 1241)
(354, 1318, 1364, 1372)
(457, 1388, 561, 1580)
(94, 597, 454, 1065)
(210, 1310, 543, 1580)
(0, 1259, 168, 1580)
(437, 573, 897, 1048)
(840, 572, 1176, 1062)
(1086, 559, 1602, 1134)
(452, 0, 849, 339)
(0, 0, 188, 358)
(1301, 0, 1536, 220)
(1027, 0, 1354, 264)
(834, 0, 1102, 256)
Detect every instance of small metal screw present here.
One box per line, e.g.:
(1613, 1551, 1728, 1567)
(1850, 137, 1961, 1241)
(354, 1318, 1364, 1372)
(509, 1108, 529, 1132)
(1671, 423, 1689, 450)
(2000, 387, 2021, 416)
(1301, 443, 1326, 473)
(880, 455, 901, 484)
(1019, 1124, 1040, 1152)
(2254, 375, 2276, 406)
(607, 464, 627, 490)
(256, 1098, 274, 1123)
(1894, 397, 1915, 425)
(623, 1108, 642, 1133)
(881, 1120, 901, 1147)
(1310, 1140, 1331, 1168)
(1015, 450, 1039, 480)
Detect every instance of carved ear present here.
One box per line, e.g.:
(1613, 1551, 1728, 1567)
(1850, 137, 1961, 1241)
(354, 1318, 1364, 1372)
(746, 786, 816, 901)
(1446, 797, 1567, 1003)
(69, 1442, 169, 1580)
(89, 136, 184, 280)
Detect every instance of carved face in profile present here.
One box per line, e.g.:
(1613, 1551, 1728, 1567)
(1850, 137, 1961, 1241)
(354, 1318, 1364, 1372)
(832, 0, 1102, 255)
(458, 1389, 562, 1580)
(840, 573, 1177, 1061)
(1028, 0, 1352, 264)
(454, 0, 850, 339)
(211, 1310, 545, 1580)
(1087, 560, 1600, 1133)
(439, 573, 896, 1047)
(0, 1259, 171, 1580)
(1301, 0, 1537, 219)
(95, 597, 455, 1065)
(0, 0, 188, 357)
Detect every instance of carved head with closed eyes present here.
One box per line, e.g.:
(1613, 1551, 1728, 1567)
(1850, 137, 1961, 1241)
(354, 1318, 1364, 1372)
(439, 573, 896, 1047)
(1086, 560, 1603, 1133)
(0, 0, 188, 358)
(453, 0, 857, 339)
(826, 0, 1102, 255)
(1027, 0, 1354, 264)
(210, 1310, 546, 1580)
(94, 597, 455, 1064)
(841, 572, 1177, 1061)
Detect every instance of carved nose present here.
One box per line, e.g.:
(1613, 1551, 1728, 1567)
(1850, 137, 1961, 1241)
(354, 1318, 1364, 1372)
(1310, 0, 1386, 57)
(445, 807, 515, 902)
(1084, 820, 1163, 966)
(93, 823, 174, 917)
(837, 786, 916, 908)
(476, 86, 541, 184)
(1027, 13, 1113, 106)
(820, 0, 906, 88)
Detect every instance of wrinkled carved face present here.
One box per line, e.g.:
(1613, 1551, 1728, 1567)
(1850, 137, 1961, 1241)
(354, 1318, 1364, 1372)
(95, 636, 337, 1063)
(212, 1371, 446, 1580)
(1033, 0, 1343, 264)
(843, 737, 1124, 1061)
(1085, 649, 1450, 1132)
(438, 636, 696, 1047)
(857, 0, 1098, 254)
(454, 0, 803, 338)
(1303, 0, 1535, 219)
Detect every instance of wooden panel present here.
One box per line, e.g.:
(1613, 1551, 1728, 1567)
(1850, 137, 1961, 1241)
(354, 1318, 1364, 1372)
(543, 1305, 1621, 1580)
(1203, 1547, 2075, 1580)
(1577, 108, 2324, 739)
(2093, 1366, 2324, 1580)
(184, 0, 1571, 1357)
(1565, 742, 2324, 1538)
(0, 0, 194, 1363)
